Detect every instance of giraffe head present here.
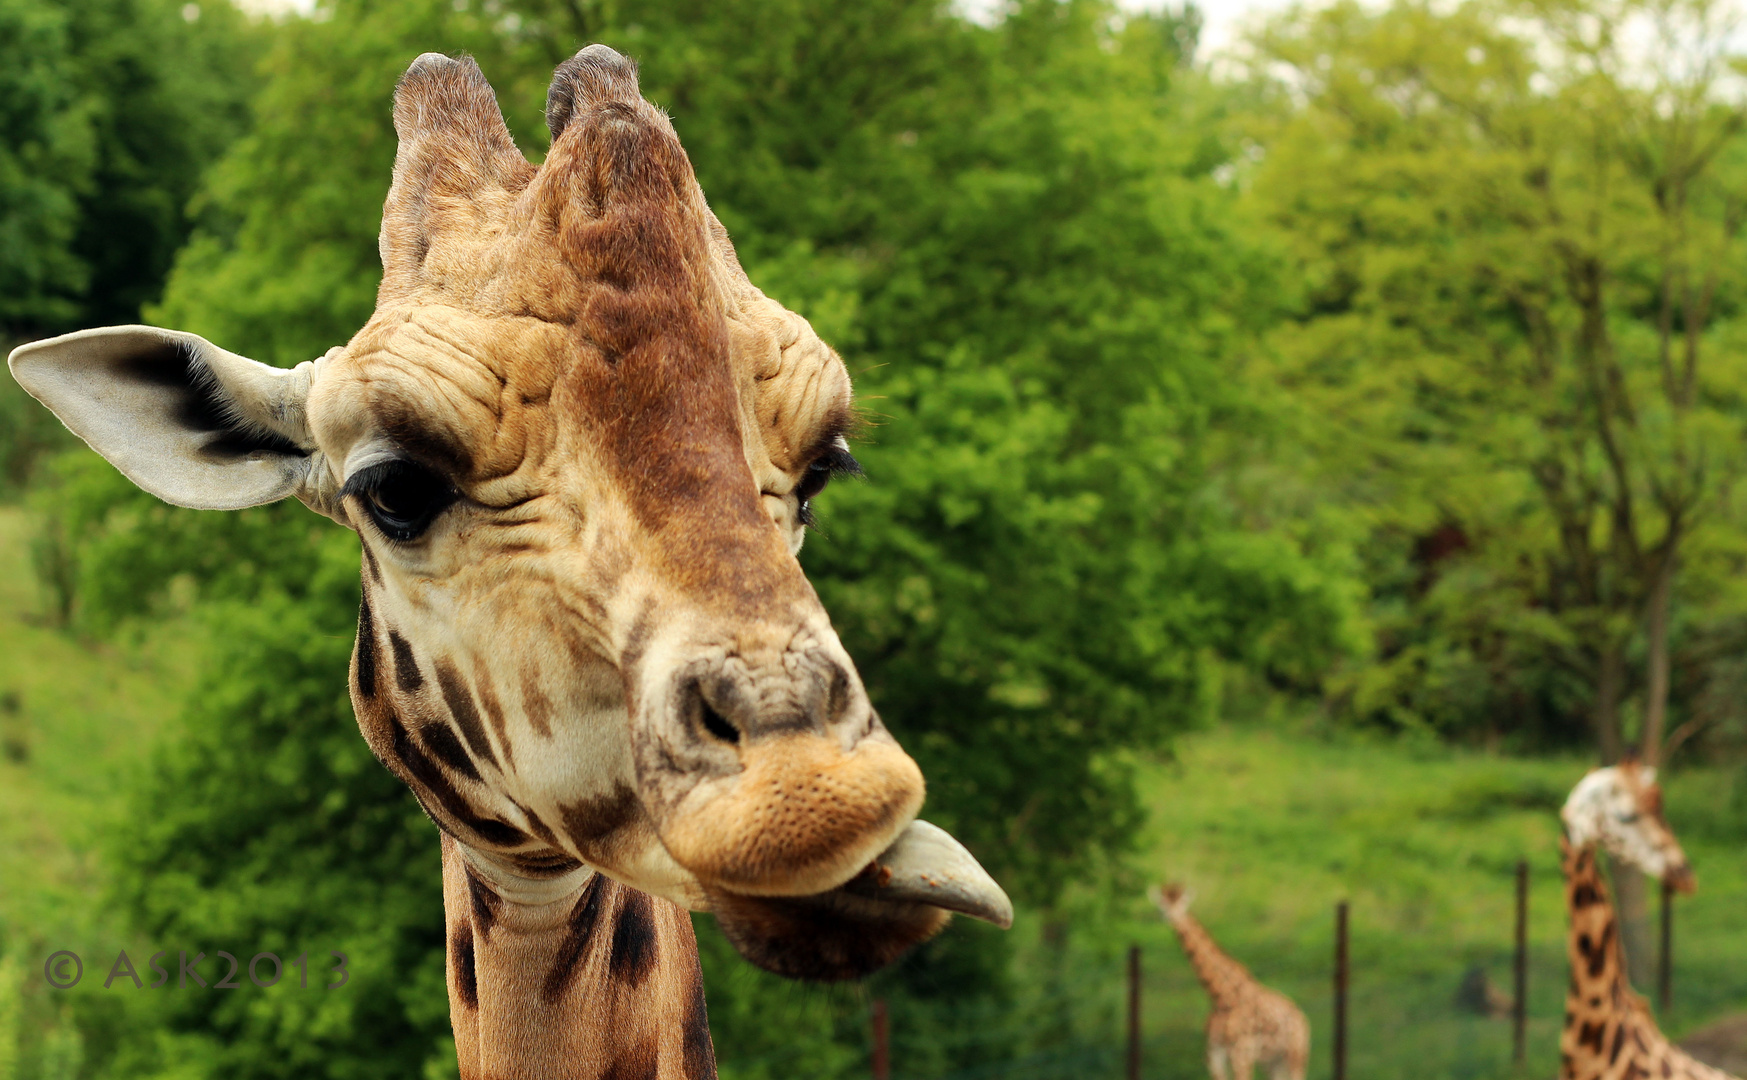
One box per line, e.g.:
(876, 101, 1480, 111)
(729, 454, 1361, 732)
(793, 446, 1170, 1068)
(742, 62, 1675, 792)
(8, 46, 1011, 981)
(1561, 762, 1694, 893)
(1150, 882, 1196, 923)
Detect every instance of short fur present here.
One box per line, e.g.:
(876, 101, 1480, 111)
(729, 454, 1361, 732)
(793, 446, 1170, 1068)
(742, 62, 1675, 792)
(321, 47, 953, 1079)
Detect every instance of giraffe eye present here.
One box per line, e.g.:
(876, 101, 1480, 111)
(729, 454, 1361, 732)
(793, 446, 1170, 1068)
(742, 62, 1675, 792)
(345, 460, 459, 542)
(796, 458, 836, 503)
(795, 438, 862, 527)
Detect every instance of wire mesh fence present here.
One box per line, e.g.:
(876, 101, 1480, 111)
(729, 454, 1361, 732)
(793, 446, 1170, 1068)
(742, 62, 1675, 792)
(719, 871, 1745, 1080)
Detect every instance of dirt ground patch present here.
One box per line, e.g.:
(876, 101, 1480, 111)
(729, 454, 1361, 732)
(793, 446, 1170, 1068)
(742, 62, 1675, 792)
(1682, 1013, 1747, 1075)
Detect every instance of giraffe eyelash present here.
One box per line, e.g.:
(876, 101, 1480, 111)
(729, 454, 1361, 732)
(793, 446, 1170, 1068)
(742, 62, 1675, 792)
(344, 458, 460, 542)
(796, 437, 862, 529)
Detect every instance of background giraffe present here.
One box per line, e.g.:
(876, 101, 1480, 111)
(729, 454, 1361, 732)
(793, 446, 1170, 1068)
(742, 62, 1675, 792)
(1153, 883, 1310, 1080)
(1558, 764, 1738, 1080)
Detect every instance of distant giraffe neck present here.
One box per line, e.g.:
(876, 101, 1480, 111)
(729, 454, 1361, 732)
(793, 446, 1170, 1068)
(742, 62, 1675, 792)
(1168, 910, 1255, 1009)
(442, 835, 717, 1080)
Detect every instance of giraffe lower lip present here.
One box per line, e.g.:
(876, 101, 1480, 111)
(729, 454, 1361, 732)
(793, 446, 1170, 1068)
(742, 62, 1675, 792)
(837, 820, 1014, 929)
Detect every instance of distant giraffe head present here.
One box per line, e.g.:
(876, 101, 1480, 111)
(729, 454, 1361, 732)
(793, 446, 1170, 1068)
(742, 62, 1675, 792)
(9, 46, 1010, 983)
(1561, 762, 1694, 893)
(1151, 882, 1196, 922)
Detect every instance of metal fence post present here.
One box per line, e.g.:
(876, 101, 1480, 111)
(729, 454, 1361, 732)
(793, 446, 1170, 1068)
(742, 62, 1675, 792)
(1514, 860, 1528, 1063)
(1128, 945, 1141, 1080)
(1335, 901, 1349, 1080)
(1659, 878, 1673, 1013)
(872, 998, 889, 1080)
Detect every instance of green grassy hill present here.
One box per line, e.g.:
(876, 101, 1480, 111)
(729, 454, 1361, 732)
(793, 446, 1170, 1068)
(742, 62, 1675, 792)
(0, 499, 1741, 1080)
(0, 505, 197, 938)
(0, 505, 202, 1076)
(1013, 730, 1747, 1080)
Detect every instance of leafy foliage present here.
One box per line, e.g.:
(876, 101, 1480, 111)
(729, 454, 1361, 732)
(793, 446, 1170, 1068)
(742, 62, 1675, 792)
(0, 0, 92, 331)
(8, 0, 1367, 1076)
(0, 0, 259, 337)
(1238, 0, 1747, 757)
(0, 0, 261, 497)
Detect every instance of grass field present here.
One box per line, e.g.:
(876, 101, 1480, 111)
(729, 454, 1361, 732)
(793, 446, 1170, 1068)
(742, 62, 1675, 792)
(0, 499, 1742, 1080)
(1063, 730, 1747, 1079)
(0, 506, 211, 1077)
(0, 506, 202, 951)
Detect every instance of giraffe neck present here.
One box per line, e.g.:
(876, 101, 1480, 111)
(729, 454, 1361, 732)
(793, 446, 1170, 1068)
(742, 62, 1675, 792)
(1559, 833, 1653, 1079)
(1168, 910, 1255, 1010)
(1561, 835, 1633, 1013)
(442, 834, 717, 1080)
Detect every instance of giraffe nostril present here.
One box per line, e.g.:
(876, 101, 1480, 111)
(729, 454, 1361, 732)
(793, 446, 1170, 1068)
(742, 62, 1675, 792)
(701, 700, 740, 744)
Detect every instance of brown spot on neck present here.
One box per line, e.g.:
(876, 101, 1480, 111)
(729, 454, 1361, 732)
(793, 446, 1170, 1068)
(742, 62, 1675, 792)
(543, 873, 609, 1001)
(387, 713, 525, 847)
(598, 1038, 659, 1080)
(465, 867, 500, 937)
(450, 922, 477, 1010)
(560, 783, 639, 851)
(608, 889, 659, 988)
(680, 967, 715, 1079)
(389, 630, 423, 692)
(519, 667, 555, 738)
(470, 659, 514, 770)
(419, 721, 483, 782)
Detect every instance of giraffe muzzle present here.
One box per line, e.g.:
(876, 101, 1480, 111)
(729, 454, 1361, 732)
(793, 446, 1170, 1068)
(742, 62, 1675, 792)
(633, 637, 933, 897)
(653, 729, 926, 897)
(626, 639, 1012, 979)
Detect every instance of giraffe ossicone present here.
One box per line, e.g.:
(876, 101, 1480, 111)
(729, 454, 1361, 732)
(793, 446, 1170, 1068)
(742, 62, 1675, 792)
(10, 43, 1010, 1078)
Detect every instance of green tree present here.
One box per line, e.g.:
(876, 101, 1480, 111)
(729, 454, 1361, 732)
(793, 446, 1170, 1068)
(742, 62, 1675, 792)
(31, 0, 1363, 1075)
(796, 0, 1365, 900)
(0, 0, 93, 331)
(1, 0, 260, 337)
(1245, 0, 1747, 762)
(0, 0, 262, 497)
(67, 0, 264, 328)
(1241, 0, 1747, 985)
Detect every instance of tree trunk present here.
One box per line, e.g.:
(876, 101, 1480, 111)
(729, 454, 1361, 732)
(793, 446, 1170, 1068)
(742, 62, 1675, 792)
(1593, 643, 1626, 764)
(1641, 550, 1676, 765)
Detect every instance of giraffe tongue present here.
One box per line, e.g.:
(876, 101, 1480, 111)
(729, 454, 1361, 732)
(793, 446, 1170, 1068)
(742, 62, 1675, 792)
(839, 820, 1014, 929)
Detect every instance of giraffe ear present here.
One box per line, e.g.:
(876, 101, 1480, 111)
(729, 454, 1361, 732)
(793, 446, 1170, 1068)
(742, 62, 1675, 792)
(8, 325, 331, 512)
